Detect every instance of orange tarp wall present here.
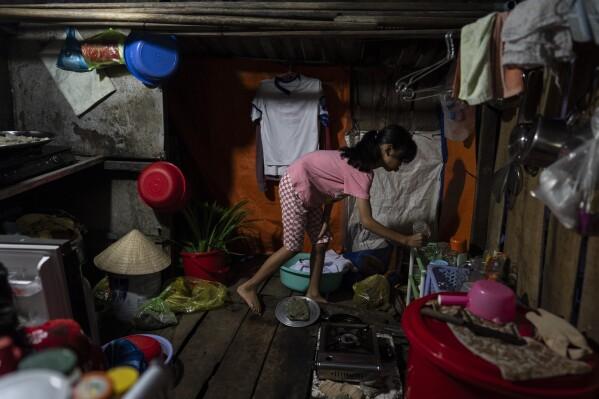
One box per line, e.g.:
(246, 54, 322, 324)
(168, 57, 476, 253)
(168, 58, 351, 253)
(439, 115, 478, 245)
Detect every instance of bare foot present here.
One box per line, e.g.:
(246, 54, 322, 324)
(307, 293, 328, 304)
(237, 283, 262, 314)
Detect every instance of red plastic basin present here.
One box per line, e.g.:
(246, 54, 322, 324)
(137, 161, 187, 212)
(402, 293, 599, 399)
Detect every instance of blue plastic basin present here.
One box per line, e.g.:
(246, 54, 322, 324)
(280, 252, 345, 294)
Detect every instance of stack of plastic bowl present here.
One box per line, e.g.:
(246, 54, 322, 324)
(124, 32, 179, 88)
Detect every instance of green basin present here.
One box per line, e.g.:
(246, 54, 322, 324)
(279, 252, 345, 294)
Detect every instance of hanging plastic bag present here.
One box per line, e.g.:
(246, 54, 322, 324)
(57, 27, 126, 72)
(577, 111, 599, 234)
(530, 143, 587, 229)
(80, 28, 126, 69)
(352, 274, 390, 309)
(441, 94, 473, 142)
(57, 27, 89, 72)
(531, 108, 599, 232)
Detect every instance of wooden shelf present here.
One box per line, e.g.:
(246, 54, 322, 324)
(0, 155, 104, 201)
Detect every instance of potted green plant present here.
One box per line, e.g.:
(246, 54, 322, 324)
(180, 200, 250, 282)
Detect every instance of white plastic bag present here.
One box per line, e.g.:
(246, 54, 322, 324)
(530, 145, 586, 229)
(531, 108, 599, 231)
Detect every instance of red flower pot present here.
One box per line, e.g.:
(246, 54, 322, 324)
(181, 250, 229, 283)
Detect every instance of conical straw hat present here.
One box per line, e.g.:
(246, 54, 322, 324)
(94, 229, 170, 275)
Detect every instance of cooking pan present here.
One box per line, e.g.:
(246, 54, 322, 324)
(0, 131, 54, 153)
(519, 117, 569, 168)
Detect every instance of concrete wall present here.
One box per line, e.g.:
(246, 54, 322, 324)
(1, 27, 170, 259)
(8, 28, 165, 158)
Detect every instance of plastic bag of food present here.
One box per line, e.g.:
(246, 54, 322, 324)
(81, 28, 126, 69)
(133, 277, 227, 329)
(352, 274, 390, 309)
(163, 277, 228, 313)
(57, 27, 126, 72)
(133, 296, 178, 330)
(92, 276, 111, 309)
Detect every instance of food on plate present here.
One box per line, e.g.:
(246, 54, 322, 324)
(286, 297, 310, 321)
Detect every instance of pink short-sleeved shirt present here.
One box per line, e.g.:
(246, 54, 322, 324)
(287, 150, 374, 208)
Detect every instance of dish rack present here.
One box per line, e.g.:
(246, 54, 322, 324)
(405, 249, 427, 305)
(422, 264, 471, 297)
(406, 250, 472, 304)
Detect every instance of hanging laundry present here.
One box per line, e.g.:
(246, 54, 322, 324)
(288, 250, 352, 274)
(492, 12, 524, 99)
(251, 74, 328, 179)
(458, 13, 497, 105)
(502, 0, 574, 69)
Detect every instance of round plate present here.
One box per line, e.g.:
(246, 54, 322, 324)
(275, 296, 320, 328)
(0, 131, 54, 153)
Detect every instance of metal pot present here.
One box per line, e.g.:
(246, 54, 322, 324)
(520, 117, 569, 168)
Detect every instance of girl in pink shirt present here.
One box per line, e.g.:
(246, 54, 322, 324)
(238, 125, 424, 313)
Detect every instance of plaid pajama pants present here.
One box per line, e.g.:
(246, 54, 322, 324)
(279, 173, 332, 252)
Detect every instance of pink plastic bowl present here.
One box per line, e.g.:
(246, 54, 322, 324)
(438, 280, 516, 324)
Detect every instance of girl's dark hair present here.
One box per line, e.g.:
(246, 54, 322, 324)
(340, 124, 417, 172)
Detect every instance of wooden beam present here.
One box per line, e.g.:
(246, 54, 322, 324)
(470, 105, 500, 253)
(0, 8, 375, 30)
(0, 2, 510, 12)
(3, 7, 490, 19)
(18, 23, 459, 38)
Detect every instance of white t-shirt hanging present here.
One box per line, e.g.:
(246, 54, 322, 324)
(251, 74, 328, 177)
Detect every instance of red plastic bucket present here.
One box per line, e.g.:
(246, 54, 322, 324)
(402, 294, 599, 399)
(181, 251, 229, 283)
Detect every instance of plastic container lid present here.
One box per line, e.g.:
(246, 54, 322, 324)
(73, 372, 113, 399)
(0, 370, 71, 399)
(124, 335, 162, 363)
(18, 348, 77, 376)
(107, 366, 139, 395)
(124, 33, 178, 86)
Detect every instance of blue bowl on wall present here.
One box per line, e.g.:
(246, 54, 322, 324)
(124, 33, 179, 87)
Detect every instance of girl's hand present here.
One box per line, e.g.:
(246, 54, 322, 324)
(404, 233, 424, 248)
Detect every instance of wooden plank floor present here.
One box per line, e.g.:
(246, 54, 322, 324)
(137, 258, 402, 399)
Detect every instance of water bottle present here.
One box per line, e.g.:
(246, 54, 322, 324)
(8, 272, 49, 327)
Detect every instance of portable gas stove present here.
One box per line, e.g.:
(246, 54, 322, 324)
(316, 322, 386, 382)
(0, 145, 76, 186)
